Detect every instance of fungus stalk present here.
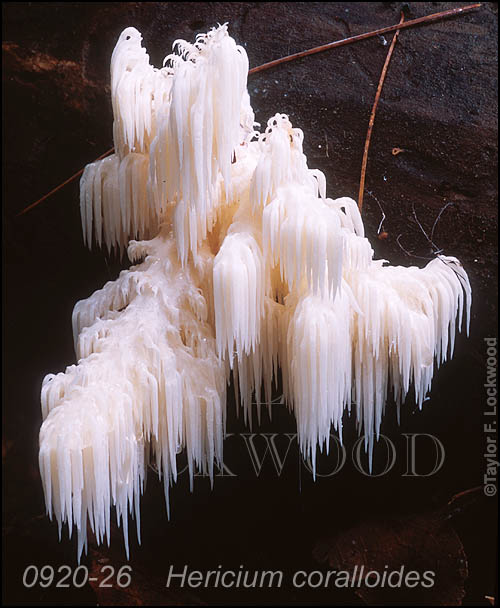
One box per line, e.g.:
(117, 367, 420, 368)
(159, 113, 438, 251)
(39, 24, 472, 561)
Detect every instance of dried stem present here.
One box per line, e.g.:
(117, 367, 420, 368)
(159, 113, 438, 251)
(249, 4, 481, 75)
(447, 485, 483, 507)
(358, 13, 404, 213)
(17, 147, 114, 216)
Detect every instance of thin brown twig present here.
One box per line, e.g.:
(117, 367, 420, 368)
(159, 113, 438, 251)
(248, 4, 481, 75)
(17, 147, 115, 216)
(18, 3, 482, 217)
(439, 485, 484, 521)
(447, 485, 483, 507)
(358, 12, 404, 212)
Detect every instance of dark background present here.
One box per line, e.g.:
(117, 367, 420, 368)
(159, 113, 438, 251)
(3, 2, 498, 605)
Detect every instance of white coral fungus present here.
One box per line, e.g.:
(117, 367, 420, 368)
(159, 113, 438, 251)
(39, 25, 472, 561)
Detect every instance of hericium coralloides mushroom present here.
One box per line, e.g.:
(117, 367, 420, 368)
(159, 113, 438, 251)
(38, 24, 472, 562)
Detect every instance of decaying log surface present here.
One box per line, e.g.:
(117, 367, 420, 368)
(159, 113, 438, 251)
(3, 3, 497, 606)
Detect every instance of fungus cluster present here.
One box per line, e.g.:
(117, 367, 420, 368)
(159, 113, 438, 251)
(39, 25, 471, 561)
